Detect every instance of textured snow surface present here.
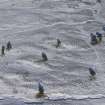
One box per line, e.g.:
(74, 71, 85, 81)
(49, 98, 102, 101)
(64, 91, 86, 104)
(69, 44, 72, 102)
(0, 0, 105, 104)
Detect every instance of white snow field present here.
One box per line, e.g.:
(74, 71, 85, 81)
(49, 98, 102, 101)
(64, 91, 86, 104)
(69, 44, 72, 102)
(0, 0, 105, 104)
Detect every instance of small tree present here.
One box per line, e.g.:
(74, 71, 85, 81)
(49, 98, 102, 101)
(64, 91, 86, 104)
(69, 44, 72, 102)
(38, 83, 44, 94)
(96, 32, 102, 42)
(90, 33, 98, 45)
(1, 46, 5, 56)
(42, 52, 48, 61)
(6, 41, 12, 51)
(56, 39, 61, 48)
(36, 82, 47, 98)
(89, 68, 96, 80)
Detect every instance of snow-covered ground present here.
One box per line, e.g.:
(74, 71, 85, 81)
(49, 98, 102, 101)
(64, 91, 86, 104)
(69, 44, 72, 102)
(0, 0, 105, 104)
